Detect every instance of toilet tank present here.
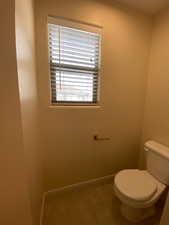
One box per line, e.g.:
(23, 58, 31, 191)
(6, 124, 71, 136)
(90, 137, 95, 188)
(145, 141, 169, 185)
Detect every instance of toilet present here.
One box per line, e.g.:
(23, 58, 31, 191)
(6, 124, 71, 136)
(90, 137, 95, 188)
(114, 140, 169, 223)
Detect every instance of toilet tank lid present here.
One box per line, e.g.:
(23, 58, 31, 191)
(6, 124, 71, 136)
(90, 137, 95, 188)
(145, 140, 169, 160)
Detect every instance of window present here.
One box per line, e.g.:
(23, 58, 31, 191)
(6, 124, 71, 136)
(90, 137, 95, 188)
(48, 17, 101, 105)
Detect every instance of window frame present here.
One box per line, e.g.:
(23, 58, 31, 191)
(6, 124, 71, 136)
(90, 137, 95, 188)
(47, 16, 102, 106)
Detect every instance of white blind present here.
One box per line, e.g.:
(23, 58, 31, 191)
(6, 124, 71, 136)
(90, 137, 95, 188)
(48, 22, 101, 104)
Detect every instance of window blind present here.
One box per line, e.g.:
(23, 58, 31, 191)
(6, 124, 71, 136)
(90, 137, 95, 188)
(48, 22, 101, 104)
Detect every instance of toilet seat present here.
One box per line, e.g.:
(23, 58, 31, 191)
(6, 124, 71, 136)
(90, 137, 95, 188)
(114, 170, 166, 208)
(115, 170, 157, 201)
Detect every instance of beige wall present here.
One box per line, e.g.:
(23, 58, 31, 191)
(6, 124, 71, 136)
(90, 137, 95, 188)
(141, 7, 169, 224)
(141, 7, 169, 165)
(35, 0, 152, 191)
(15, 0, 44, 224)
(0, 1, 33, 225)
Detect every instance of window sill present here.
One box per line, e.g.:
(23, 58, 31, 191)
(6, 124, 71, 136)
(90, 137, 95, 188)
(48, 105, 101, 110)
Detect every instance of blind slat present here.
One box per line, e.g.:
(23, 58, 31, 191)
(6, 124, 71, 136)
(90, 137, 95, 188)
(49, 25, 99, 39)
(49, 47, 99, 58)
(49, 41, 99, 54)
(50, 59, 97, 67)
(50, 52, 98, 59)
(51, 89, 98, 95)
(50, 63, 98, 72)
(49, 37, 98, 49)
(50, 66, 98, 74)
(49, 33, 99, 45)
(51, 75, 97, 81)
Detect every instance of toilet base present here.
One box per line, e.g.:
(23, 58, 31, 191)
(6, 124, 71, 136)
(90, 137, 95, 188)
(121, 203, 156, 223)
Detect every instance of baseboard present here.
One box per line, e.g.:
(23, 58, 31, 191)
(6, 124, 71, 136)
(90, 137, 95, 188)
(47, 173, 115, 196)
(40, 173, 116, 225)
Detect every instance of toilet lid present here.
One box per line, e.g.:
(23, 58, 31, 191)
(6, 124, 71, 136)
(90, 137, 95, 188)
(115, 170, 157, 201)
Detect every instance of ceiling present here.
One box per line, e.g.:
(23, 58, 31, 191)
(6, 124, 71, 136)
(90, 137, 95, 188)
(116, 0, 169, 14)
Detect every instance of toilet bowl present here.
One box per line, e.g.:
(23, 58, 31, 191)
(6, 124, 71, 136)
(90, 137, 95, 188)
(114, 169, 166, 222)
(114, 140, 169, 223)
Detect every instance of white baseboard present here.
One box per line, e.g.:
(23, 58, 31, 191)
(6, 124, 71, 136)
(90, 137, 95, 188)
(46, 173, 115, 196)
(40, 173, 116, 225)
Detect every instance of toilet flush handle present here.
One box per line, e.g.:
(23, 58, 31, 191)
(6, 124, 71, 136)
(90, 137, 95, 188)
(144, 147, 149, 152)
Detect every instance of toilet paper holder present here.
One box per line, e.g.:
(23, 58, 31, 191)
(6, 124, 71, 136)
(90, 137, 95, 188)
(93, 134, 111, 141)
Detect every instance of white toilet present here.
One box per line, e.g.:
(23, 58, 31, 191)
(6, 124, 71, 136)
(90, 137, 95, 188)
(114, 140, 169, 223)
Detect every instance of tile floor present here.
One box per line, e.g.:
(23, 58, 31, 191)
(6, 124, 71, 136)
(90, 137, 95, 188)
(43, 181, 163, 225)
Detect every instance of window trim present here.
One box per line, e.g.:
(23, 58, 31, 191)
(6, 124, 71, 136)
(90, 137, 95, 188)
(47, 16, 102, 107)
